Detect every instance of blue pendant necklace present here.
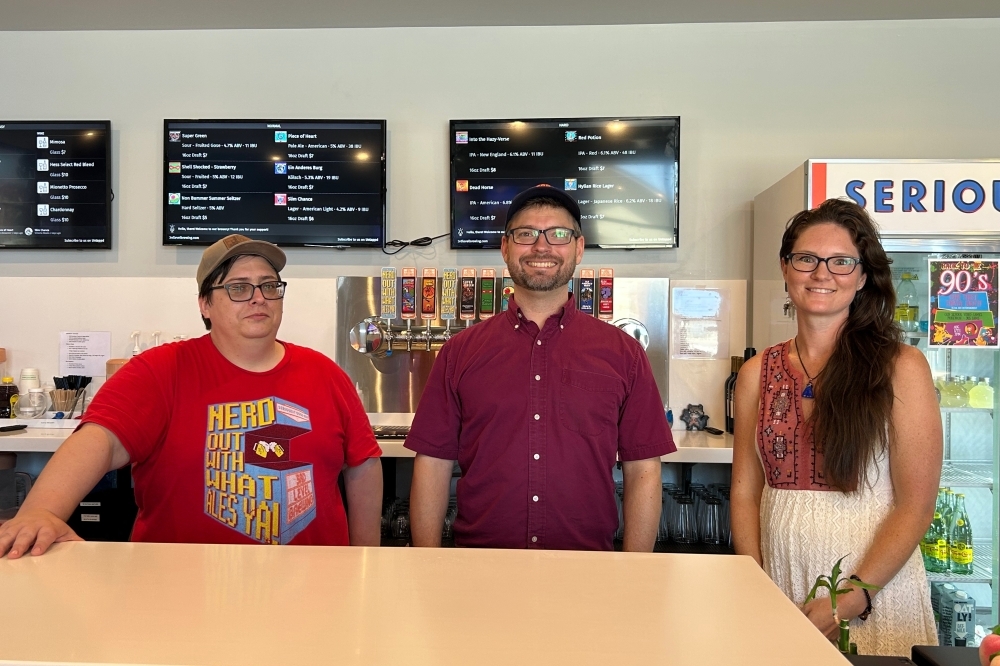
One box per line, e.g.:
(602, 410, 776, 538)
(793, 337, 821, 399)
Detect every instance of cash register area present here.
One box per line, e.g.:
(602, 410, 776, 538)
(2, 11, 999, 666)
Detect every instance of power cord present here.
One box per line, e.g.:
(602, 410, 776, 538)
(382, 232, 450, 256)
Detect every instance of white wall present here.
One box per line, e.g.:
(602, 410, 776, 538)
(1, 19, 999, 381)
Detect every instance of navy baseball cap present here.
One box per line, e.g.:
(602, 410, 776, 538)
(504, 185, 582, 230)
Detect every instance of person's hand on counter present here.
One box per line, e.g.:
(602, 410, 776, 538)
(0, 508, 82, 558)
(0, 423, 129, 559)
(801, 589, 866, 641)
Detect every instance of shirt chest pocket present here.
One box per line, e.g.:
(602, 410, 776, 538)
(558, 369, 623, 436)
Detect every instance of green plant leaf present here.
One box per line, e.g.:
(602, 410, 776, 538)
(991, 624, 1000, 636)
(849, 579, 882, 592)
(805, 577, 831, 603)
(835, 587, 854, 595)
(831, 555, 846, 582)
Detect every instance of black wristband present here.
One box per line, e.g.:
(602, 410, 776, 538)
(849, 575, 872, 621)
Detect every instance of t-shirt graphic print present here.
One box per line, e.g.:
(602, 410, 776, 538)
(204, 396, 317, 544)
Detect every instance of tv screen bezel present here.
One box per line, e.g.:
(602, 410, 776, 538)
(449, 115, 680, 250)
(0, 119, 113, 250)
(162, 118, 388, 249)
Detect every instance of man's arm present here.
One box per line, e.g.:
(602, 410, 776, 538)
(621, 457, 662, 552)
(409, 454, 454, 547)
(0, 423, 130, 558)
(343, 457, 383, 546)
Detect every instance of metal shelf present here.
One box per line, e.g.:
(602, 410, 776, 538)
(940, 407, 994, 415)
(941, 461, 994, 489)
(926, 543, 994, 585)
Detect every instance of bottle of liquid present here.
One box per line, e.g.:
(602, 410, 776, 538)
(724, 356, 743, 434)
(922, 489, 950, 573)
(940, 488, 955, 552)
(942, 377, 970, 408)
(969, 377, 994, 409)
(963, 376, 978, 392)
(0, 376, 18, 419)
(940, 378, 962, 408)
(895, 272, 920, 332)
(949, 494, 974, 575)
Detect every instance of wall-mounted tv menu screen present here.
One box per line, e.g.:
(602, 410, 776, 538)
(0, 120, 112, 249)
(451, 117, 679, 249)
(163, 119, 386, 247)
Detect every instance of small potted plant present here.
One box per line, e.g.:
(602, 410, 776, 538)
(805, 555, 880, 654)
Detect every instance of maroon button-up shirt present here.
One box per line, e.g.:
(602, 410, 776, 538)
(406, 294, 675, 551)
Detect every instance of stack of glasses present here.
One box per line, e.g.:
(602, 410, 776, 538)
(658, 484, 732, 547)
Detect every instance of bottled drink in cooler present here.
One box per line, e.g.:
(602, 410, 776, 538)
(941, 378, 969, 408)
(895, 272, 920, 332)
(949, 494, 974, 575)
(922, 490, 949, 573)
(969, 377, 994, 409)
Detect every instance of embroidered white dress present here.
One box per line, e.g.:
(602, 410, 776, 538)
(756, 341, 937, 657)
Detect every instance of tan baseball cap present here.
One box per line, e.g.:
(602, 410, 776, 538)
(196, 235, 286, 288)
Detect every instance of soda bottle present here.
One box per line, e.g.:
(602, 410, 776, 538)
(949, 494, 974, 575)
(922, 489, 949, 573)
(895, 272, 920, 332)
(969, 377, 994, 409)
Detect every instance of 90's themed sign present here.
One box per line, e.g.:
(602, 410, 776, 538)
(929, 259, 999, 348)
(808, 160, 1000, 236)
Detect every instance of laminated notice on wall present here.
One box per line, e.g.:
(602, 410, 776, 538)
(59, 331, 112, 376)
(670, 288, 730, 360)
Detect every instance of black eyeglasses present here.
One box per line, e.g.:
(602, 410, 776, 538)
(784, 253, 862, 275)
(209, 281, 287, 302)
(506, 227, 579, 245)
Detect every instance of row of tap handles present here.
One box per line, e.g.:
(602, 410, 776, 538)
(350, 266, 617, 357)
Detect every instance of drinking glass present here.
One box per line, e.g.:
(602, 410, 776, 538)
(673, 497, 697, 544)
(701, 497, 723, 545)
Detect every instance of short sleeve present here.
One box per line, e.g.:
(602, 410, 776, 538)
(79, 348, 175, 464)
(617, 346, 676, 461)
(335, 368, 382, 467)
(405, 341, 461, 460)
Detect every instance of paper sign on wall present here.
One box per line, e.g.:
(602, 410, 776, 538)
(59, 331, 112, 376)
(670, 288, 730, 360)
(929, 259, 999, 348)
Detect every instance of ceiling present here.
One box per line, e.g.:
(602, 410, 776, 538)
(1, 0, 999, 31)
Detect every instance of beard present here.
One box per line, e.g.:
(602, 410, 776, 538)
(507, 253, 578, 292)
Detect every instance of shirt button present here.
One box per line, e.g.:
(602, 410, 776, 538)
(518, 313, 522, 318)
(533, 414, 540, 420)
(533, 453, 540, 460)
(514, 324, 519, 329)
(536, 340, 542, 346)
(534, 375, 540, 381)
(560, 325, 564, 329)
(531, 536, 538, 543)
(532, 495, 539, 502)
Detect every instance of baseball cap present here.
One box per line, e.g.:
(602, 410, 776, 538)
(504, 185, 582, 230)
(196, 235, 286, 287)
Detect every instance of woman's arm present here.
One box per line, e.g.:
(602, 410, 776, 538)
(731, 355, 766, 566)
(804, 344, 942, 636)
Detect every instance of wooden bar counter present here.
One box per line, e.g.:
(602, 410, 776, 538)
(0, 542, 848, 665)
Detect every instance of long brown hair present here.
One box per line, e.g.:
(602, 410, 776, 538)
(780, 198, 901, 491)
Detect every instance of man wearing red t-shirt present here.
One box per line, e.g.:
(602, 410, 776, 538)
(408, 186, 675, 551)
(0, 235, 382, 558)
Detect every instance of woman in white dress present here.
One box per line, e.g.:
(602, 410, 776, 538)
(732, 199, 940, 656)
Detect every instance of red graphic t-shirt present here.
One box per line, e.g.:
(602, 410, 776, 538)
(81, 335, 381, 545)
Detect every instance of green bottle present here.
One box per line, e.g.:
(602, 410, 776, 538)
(949, 494, 974, 575)
(922, 489, 949, 573)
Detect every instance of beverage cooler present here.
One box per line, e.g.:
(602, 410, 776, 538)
(754, 160, 1000, 631)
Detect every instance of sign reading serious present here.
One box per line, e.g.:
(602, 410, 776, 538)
(807, 160, 1000, 236)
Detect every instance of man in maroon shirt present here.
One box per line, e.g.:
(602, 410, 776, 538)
(407, 185, 675, 551)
